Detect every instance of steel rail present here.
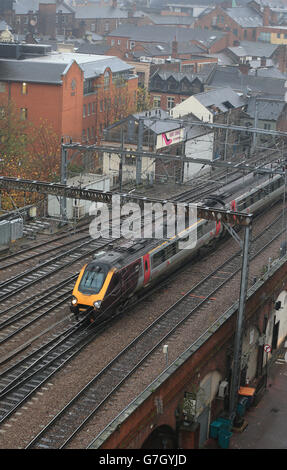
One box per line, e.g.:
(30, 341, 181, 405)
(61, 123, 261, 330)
(25, 210, 285, 449)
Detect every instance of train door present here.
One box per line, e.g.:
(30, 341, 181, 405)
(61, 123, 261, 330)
(143, 253, 151, 285)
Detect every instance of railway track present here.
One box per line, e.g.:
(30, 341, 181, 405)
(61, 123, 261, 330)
(0, 275, 78, 346)
(171, 149, 284, 204)
(0, 320, 100, 425)
(0, 231, 91, 272)
(0, 237, 113, 303)
(22, 209, 286, 449)
(0, 220, 92, 267)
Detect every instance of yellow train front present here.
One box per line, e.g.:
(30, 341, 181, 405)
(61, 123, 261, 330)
(70, 250, 142, 322)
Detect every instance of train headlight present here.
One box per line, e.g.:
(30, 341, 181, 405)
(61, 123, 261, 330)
(93, 300, 102, 309)
(71, 296, 78, 306)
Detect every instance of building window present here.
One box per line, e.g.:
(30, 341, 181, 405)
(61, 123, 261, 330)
(0, 82, 6, 93)
(88, 103, 91, 116)
(117, 39, 121, 45)
(153, 96, 161, 108)
(82, 129, 86, 141)
(84, 78, 94, 95)
(20, 108, 27, 120)
(277, 33, 281, 38)
(105, 22, 109, 32)
(22, 82, 27, 95)
(233, 29, 238, 36)
(167, 96, 175, 110)
(92, 102, 96, 113)
(258, 31, 270, 42)
(83, 104, 86, 117)
(87, 128, 90, 141)
(111, 39, 115, 46)
(100, 100, 103, 112)
(264, 123, 271, 130)
(104, 70, 110, 88)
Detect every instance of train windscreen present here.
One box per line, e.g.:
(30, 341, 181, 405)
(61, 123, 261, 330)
(78, 264, 107, 294)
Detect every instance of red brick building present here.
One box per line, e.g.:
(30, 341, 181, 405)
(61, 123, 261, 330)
(194, 4, 266, 42)
(106, 24, 236, 58)
(0, 43, 138, 144)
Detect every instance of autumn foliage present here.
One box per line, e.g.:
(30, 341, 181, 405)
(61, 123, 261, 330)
(0, 99, 61, 210)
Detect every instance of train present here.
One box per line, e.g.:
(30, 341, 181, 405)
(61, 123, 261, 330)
(70, 170, 286, 322)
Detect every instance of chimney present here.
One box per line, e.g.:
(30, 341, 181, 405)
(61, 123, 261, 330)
(277, 44, 287, 74)
(260, 56, 266, 67)
(239, 61, 250, 75)
(263, 6, 270, 27)
(38, 3, 56, 38)
(172, 36, 178, 58)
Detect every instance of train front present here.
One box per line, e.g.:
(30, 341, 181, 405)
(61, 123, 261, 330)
(70, 259, 115, 321)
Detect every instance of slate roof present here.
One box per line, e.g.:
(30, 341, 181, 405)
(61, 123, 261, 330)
(0, 52, 133, 84)
(194, 86, 246, 112)
(76, 43, 111, 55)
(14, 0, 74, 14)
(245, 96, 285, 121)
(225, 6, 263, 28)
(155, 71, 203, 84)
(227, 41, 278, 58)
(141, 13, 196, 26)
(0, 60, 66, 84)
(74, 4, 128, 19)
(152, 0, 226, 6)
(252, 67, 287, 79)
(132, 109, 182, 135)
(0, 21, 11, 31)
(108, 24, 227, 48)
(105, 108, 182, 135)
(206, 65, 287, 99)
(131, 41, 206, 58)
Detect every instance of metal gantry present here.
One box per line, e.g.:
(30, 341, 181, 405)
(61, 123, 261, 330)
(0, 175, 253, 227)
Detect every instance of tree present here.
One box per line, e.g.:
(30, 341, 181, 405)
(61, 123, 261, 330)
(0, 102, 62, 209)
(28, 119, 61, 181)
(0, 98, 32, 175)
(136, 87, 152, 112)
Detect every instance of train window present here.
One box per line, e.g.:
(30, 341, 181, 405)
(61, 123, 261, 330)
(145, 260, 148, 271)
(197, 225, 203, 238)
(164, 242, 177, 260)
(78, 264, 107, 294)
(152, 250, 165, 268)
